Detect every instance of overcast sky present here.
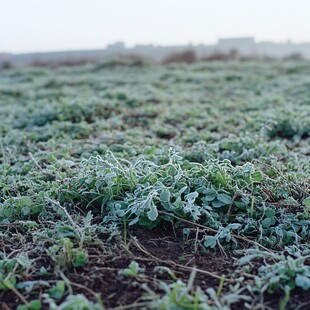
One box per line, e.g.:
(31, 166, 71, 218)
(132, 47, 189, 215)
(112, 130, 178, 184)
(0, 0, 309, 54)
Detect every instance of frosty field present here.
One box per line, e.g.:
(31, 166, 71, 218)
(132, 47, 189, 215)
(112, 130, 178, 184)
(0, 60, 309, 309)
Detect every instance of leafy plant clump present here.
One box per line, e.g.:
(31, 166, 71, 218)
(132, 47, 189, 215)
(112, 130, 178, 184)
(66, 151, 309, 249)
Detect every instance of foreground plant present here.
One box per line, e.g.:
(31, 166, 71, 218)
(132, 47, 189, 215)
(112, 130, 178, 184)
(67, 151, 309, 249)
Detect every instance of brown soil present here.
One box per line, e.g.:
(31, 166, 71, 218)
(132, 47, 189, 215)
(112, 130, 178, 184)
(0, 225, 309, 309)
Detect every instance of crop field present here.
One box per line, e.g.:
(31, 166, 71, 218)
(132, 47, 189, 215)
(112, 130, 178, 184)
(0, 60, 310, 309)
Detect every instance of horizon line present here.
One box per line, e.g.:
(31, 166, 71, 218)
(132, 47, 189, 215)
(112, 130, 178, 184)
(2, 37, 310, 55)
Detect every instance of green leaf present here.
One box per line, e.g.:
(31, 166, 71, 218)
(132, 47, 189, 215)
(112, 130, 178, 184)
(138, 216, 158, 229)
(22, 206, 31, 216)
(3, 277, 14, 289)
(185, 192, 198, 203)
(29, 300, 42, 310)
(226, 223, 241, 230)
(129, 216, 139, 226)
(239, 254, 260, 265)
(74, 251, 88, 267)
(16, 280, 49, 291)
(204, 236, 217, 248)
(36, 267, 48, 276)
(212, 200, 225, 208)
(296, 274, 310, 290)
(196, 186, 207, 193)
(204, 189, 216, 201)
(179, 185, 188, 194)
(147, 203, 158, 221)
(265, 208, 276, 218)
(105, 172, 117, 180)
(147, 208, 158, 221)
(262, 218, 273, 228)
(160, 189, 171, 203)
(217, 193, 232, 204)
(204, 194, 216, 202)
(120, 261, 141, 277)
(303, 197, 310, 207)
(20, 196, 33, 206)
(17, 299, 42, 310)
(49, 281, 65, 300)
(215, 171, 226, 185)
(251, 171, 263, 182)
(204, 188, 216, 195)
(128, 261, 139, 273)
(5, 260, 17, 272)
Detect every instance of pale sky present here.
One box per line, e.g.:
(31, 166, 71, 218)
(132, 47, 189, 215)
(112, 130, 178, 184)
(0, 0, 309, 54)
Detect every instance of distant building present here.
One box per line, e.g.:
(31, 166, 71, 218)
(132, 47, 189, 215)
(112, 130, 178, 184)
(106, 42, 125, 51)
(218, 37, 255, 54)
(134, 44, 154, 49)
(218, 37, 255, 46)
